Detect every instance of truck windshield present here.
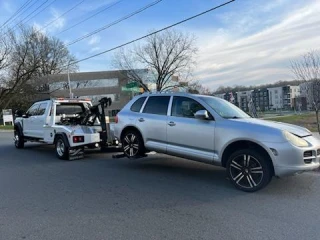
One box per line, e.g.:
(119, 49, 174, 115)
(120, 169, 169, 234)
(199, 96, 251, 119)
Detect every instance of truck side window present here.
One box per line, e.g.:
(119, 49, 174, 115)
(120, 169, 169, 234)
(26, 104, 40, 116)
(37, 103, 48, 116)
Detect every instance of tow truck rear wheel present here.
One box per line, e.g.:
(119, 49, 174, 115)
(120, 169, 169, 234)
(55, 136, 69, 160)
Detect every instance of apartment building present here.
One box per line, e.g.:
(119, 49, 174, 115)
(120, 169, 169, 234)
(251, 88, 269, 111)
(236, 90, 253, 112)
(267, 86, 283, 110)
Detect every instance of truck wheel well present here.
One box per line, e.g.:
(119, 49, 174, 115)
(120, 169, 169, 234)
(54, 133, 70, 147)
(221, 140, 275, 175)
(14, 123, 23, 135)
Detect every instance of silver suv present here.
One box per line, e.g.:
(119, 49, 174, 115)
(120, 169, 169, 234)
(114, 92, 320, 192)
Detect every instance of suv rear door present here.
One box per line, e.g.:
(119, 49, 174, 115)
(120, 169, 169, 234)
(137, 95, 171, 153)
(166, 96, 216, 163)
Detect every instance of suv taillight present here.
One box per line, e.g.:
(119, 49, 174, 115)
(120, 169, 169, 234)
(115, 115, 119, 124)
(73, 136, 84, 143)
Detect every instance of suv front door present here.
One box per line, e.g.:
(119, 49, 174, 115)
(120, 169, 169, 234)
(137, 96, 171, 153)
(166, 96, 216, 163)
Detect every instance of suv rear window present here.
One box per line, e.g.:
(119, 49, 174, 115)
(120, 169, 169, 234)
(130, 97, 147, 112)
(142, 96, 170, 115)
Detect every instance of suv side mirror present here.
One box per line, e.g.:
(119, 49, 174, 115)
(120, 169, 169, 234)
(195, 110, 209, 120)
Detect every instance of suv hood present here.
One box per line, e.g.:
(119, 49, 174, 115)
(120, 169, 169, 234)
(230, 118, 312, 137)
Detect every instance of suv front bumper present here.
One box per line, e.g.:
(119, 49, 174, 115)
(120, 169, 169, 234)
(264, 135, 320, 177)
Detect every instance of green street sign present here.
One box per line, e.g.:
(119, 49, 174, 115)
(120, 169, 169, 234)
(126, 82, 138, 88)
(121, 86, 141, 92)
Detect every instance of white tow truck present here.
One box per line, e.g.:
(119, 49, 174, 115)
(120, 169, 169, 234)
(14, 97, 118, 160)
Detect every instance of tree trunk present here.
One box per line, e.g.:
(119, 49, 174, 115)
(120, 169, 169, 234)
(316, 110, 320, 134)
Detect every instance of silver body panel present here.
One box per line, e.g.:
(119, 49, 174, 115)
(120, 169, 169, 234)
(114, 92, 320, 177)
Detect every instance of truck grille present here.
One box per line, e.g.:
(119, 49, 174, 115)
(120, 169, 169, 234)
(317, 149, 320, 156)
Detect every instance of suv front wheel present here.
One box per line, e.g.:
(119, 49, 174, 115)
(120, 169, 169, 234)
(121, 130, 145, 158)
(226, 149, 272, 192)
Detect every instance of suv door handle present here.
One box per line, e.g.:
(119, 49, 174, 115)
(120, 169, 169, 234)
(168, 121, 176, 126)
(138, 118, 145, 122)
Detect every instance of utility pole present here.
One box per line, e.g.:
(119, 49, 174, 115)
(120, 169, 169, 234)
(67, 59, 73, 98)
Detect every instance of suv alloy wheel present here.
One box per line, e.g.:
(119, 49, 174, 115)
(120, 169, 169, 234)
(226, 149, 272, 192)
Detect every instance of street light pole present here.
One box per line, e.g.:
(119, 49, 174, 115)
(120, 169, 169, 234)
(67, 60, 73, 98)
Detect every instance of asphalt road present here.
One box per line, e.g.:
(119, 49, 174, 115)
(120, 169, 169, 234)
(1, 131, 320, 240)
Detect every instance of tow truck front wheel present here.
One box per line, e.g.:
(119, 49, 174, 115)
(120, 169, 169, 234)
(14, 129, 24, 149)
(55, 136, 69, 160)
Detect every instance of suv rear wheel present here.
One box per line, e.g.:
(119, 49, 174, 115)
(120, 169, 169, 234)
(121, 130, 145, 158)
(226, 149, 272, 192)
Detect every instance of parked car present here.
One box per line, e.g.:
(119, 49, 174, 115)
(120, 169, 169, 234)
(114, 92, 320, 192)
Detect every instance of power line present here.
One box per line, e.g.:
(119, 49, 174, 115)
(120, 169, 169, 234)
(3, 0, 235, 71)
(40, 0, 86, 31)
(24, 0, 58, 24)
(67, 0, 163, 46)
(16, 0, 50, 26)
(6, 0, 40, 28)
(7, 0, 58, 33)
(69, 0, 235, 66)
(57, 0, 125, 35)
(0, 0, 34, 30)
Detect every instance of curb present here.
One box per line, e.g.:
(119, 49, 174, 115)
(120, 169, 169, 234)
(0, 130, 14, 133)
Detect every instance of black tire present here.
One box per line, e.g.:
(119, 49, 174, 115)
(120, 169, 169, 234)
(55, 136, 69, 160)
(14, 129, 24, 149)
(226, 149, 273, 192)
(121, 130, 145, 158)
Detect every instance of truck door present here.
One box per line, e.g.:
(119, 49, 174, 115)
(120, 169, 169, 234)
(23, 103, 40, 137)
(33, 102, 49, 138)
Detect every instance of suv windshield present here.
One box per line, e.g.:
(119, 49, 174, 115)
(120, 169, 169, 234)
(199, 96, 251, 119)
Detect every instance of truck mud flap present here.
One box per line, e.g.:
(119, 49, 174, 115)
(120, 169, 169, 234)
(69, 148, 84, 160)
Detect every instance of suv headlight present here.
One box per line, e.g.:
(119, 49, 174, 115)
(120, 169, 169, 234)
(283, 130, 309, 147)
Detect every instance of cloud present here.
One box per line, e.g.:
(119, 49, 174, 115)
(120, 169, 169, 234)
(195, 0, 320, 90)
(49, 8, 65, 30)
(88, 35, 101, 45)
(32, 7, 66, 34)
(89, 47, 101, 53)
(78, 0, 119, 12)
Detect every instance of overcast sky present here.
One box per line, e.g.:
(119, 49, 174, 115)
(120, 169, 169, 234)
(1, 0, 319, 91)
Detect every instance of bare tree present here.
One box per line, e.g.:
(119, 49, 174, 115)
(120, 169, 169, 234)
(0, 25, 78, 110)
(113, 29, 198, 92)
(186, 80, 212, 95)
(291, 50, 320, 132)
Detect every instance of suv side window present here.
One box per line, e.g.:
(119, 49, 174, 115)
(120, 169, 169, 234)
(171, 97, 207, 118)
(130, 97, 147, 112)
(26, 104, 40, 116)
(37, 103, 48, 115)
(142, 96, 170, 115)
